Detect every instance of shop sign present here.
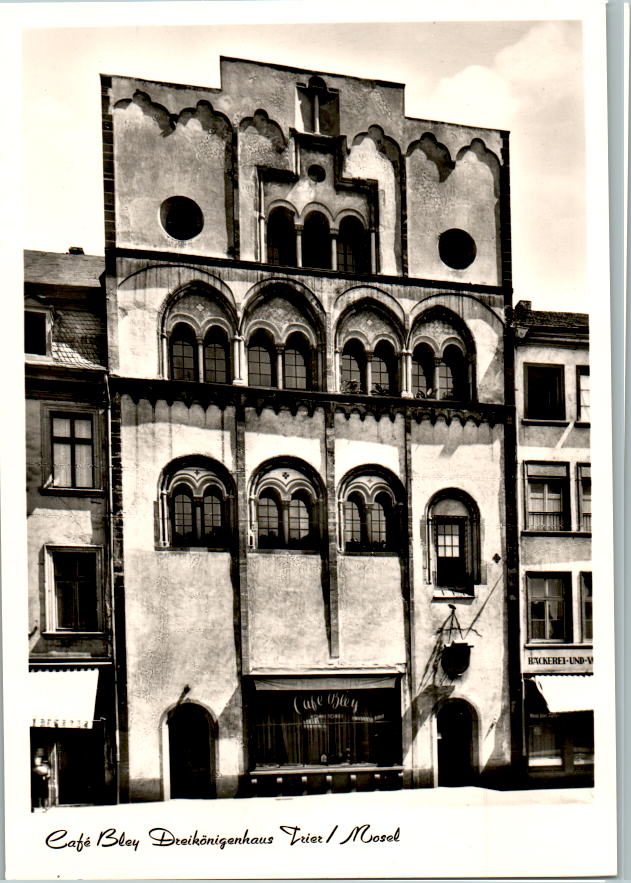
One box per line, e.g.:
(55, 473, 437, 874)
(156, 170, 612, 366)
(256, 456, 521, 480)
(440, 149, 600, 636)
(523, 648, 593, 673)
(293, 692, 359, 716)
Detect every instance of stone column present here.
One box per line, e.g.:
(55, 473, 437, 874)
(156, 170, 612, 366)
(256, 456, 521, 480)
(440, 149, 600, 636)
(232, 335, 245, 385)
(335, 348, 341, 392)
(370, 230, 377, 274)
(366, 352, 373, 394)
(160, 333, 168, 379)
(197, 341, 205, 383)
(295, 226, 303, 268)
(401, 350, 413, 398)
(330, 233, 338, 271)
(276, 345, 285, 389)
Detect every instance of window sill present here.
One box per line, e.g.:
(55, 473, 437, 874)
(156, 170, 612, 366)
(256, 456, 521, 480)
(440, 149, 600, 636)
(432, 590, 476, 601)
(521, 530, 591, 538)
(41, 631, 107, 638)
(156, 545, 231, 553)
(39, 486, 104, 497)
(342, 550, 400, 558)
(525, 642, 593, 650)
(575, 421, 591, 429)
(521, 419, 569, 427)
(250, 547, 321, 555)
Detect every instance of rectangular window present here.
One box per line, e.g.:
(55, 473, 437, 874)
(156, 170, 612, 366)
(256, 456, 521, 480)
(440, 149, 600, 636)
(528, 573, 570, 643)
(577, 366, 590, 422)
(434, 517, 468, 589)
(25, 310, 49, 356)
(49, 549, 101, 632)
(51, 413, 94, 489)
(578, 463, 591, 532)
(581, 572, 593, 642)
(525, 462, 570, 531)
(525, 364, 565, 420)
(528, 715, 563, 767)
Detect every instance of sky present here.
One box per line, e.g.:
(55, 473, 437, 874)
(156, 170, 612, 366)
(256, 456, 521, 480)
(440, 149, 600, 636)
(22, 14, 587, 311)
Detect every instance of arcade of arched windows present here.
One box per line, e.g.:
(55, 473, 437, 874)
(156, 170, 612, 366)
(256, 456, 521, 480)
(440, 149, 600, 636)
(161, 287, 477, 403)
(266, 206, 374, 275)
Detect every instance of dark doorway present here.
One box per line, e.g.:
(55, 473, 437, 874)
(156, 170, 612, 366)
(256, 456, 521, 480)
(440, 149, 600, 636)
(436, 700, 476, 786)
(168, 703, 214, 799)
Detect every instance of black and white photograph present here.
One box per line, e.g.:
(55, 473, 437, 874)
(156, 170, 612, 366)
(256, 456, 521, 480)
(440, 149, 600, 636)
(1, 0, 617, 878)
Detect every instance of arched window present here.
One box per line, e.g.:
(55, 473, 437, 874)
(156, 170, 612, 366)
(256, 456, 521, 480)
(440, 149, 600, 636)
(339, 471, 402, 555)
(337, 216, 370, 274)
(172, 484, 195, 544)
(284, 332, 311, 390)
(251, 461, 322, 551)
(247, 330, 276, 387)
(202, 490, 225, 543)
(302, 211, 331, 270)
(441, 344, 468, 401)
(161, 458, 233, 550)
(288, 492, 313, 549)
(203, 327, 230, 384)
(372, 341, 398, 395)
(412, 344, 435, 398)
(170, 323, 198, 382)
(428, 492, 480, 594)
(267, 208, 297, 266)
(257, 491, 282, 548)
(343, 493, 364, 551)
(341, 340, 366, 393)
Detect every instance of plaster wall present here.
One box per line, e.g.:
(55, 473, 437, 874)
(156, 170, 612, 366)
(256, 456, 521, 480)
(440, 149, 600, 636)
(119, 396, 240, 799)
(408, 419, 510, 778)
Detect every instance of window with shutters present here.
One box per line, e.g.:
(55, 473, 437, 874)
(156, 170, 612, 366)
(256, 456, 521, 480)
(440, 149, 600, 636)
(577, 463, 591, 532)
(427, 490, 481, 595)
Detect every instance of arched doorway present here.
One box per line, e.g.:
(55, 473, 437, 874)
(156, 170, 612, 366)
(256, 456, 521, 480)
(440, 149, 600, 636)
(436, 699, 476, 786)
(167, 703, 214, 799)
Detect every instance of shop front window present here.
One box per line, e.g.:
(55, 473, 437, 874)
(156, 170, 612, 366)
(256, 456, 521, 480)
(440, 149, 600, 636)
(252, 688, 401, 768)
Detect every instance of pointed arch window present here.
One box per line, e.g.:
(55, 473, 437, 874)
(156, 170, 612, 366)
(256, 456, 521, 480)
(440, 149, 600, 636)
(203, 327, 230, 384)
(302, 211, 331, 270)
(412, 344, 435, 398)
(372, 341, 398, 395)
(248, 331, 276, 387)
(337, 216, 370, 274)
(170, 323, 198, 382)
(341, 340, 367, 393)
(267, 207, 297, 266)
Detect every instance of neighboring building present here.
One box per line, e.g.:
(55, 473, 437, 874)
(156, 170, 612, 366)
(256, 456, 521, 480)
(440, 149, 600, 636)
(25, 249, 118, 808)
(513, 301, 593, 785)
(100, 57, 519, 801)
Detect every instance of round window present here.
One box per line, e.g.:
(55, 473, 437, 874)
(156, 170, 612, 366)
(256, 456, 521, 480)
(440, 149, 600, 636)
(308, 164, 326, 183)
(438, 229, 477, 270)
(160, 196, 204, 241)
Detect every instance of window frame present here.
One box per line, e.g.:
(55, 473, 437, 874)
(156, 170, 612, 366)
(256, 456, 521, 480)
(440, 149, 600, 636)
(577, 463, 591, 533)
(341, 489, 400, 556)
(580, 572, 593, 643)
(576, 365, 590, 424)
(169, 322, 199, 382)
(203, 327, 230, 384)
(25, 307, 52, 360)
(524, 462, 571, 533)
(40, 405, 102, 494)
(526, 572, 571, 644)
(44, 545, 104, 635)
(247, 331, 277, 388)
(524, 363, 566, 421)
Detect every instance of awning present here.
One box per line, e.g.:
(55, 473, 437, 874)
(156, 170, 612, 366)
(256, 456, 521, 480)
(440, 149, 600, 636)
(254, 676, 397, 691)
(30, 669, 99, 729)
(532, 674, 593, 714)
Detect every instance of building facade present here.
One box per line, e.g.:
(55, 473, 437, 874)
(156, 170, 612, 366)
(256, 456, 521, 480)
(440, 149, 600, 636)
(513, 301, 593, 785)
(24, 56, 592, 806)
(25, 249, 118, 808)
